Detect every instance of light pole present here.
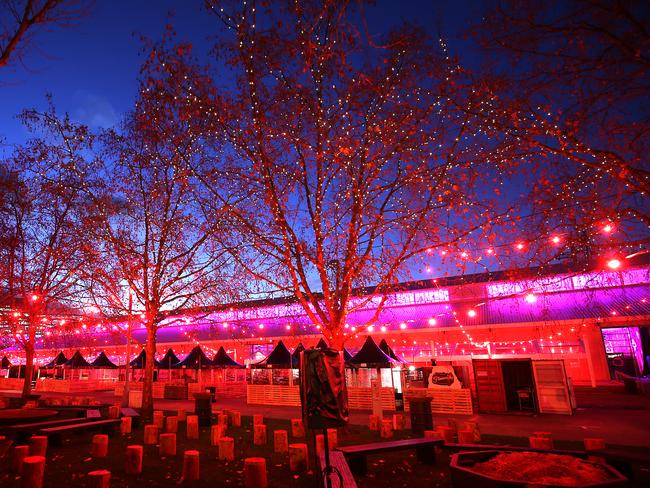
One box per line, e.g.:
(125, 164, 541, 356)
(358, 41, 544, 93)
(122, 291, 133, 408)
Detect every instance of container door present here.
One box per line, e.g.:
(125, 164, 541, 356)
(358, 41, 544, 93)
(472, 359, 507, 413)
(531, 360, 572, 415)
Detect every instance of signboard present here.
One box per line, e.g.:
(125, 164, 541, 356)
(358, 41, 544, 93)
(427, 365, 462, 389)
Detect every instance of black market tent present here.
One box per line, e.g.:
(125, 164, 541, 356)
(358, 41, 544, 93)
(379, 339, 406, 364)
(348, 336, 399, 368)
(129, 349, 153, 368)
(44, 351, 67, 368)
(176, 346, 213, 369)
(158, 348, 180, 369)
(343, 348, 353, 362)
(90, 351, 118, 369)
(212, 346, 244, 368)
(1, 356, 11, 368)
(291, 343, 305, 368)
(64, 350, 92, 368)
(252, 340, 293, 369)
(315, 338, 328, 349)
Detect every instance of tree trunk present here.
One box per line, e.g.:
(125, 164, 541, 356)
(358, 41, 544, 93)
(141, 324, 156, 421)
(22, 344, 34, 398)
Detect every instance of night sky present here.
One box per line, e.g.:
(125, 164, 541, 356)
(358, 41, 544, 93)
(0, 0, 482, 151)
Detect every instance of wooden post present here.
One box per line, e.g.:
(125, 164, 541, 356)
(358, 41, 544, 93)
(182, 450, 200, 481)
(159, 433, 176, 457)
(436, 426, 454, 443)
(125, 445, 143, 474)
(12, 445, 30, 473)
(21, 455, 45, 488)
(231, 411, 241, 427)
(91, 435, 109, 458)
(166, 416, 178, 433)
(210, 425, 226, 446)
(253, 424, 267, 445)
(274, 430, 288, 454)
(463, 421, 481, 442)
(218, 437, 235, 461)
(177, 409, 187, 422)
(153, 411, 165, 429)
(143, 425, 159, 445)
(369, 414, 379, 431)
(584, 438, 606, 451)
(120, 416, 132, 435)
(290, 418, 305, 438)
(392, 413, 405, 430)
(218, 414, 228, 426)
(529, 436, 554, 450)
(380, 419, 393, 439)
(28, 436, 47, 457)
(186, 415, 199, 440)
(326, 429, 338, 449)
(244, 457, 268, 488)
(253, 414, 264, 425)
(108, 405, 120, 419)
(315, 434, 325, 455)
(458, 430, 474, 444)
(289, 443, 308, 472)
(87, 470, 111, 488)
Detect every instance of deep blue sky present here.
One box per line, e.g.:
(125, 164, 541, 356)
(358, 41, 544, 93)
(0, 0, 482, 152)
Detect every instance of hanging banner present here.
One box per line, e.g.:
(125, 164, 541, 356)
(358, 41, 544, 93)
(427, 365, 461, 389)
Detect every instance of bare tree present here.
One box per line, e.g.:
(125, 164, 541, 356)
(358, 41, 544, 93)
(0, 0, 86, 69)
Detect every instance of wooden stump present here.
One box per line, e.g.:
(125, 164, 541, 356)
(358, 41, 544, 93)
(91, 434, 109, 458)
(166, 416, 178, 433)
(21, 455, 45, 488)
(177, 409, 187, 422)
(463, 421, 481, 442)
(458, 430, 474, 444)
(253, 414, 264, 425)
(380, 419, 393, 439)
(529, 436, 554, 450)
(12, 445, 30, 473)
(182, 450, 200, 481)
(159, 433, 176, 457)
(87, 470, 111, 488)
(125, 445, 143, 474)
(393, 413, 405, 430)
(144, 424, 159, 445)
(290, 418, 305, 438)
(120, 416, 132, 435)
(436, 426, 454, 443)
(315, 434, 325, 455)
(424, 430, 441, 439)
(244, 457, 268, 488)
(231, 411, 241, 427)
(533, 431, 552, 439)
(28, 436, 47, 457)
(326, 429, 338, 449)
(369, 414, 380, 431)
(289, 443, 308, 472)
(108, 405, 120, 419)
(218, 437, 235, 461)
(186, 415, 199, 440)
(253, 424, 267, 446)
(218, 414, 228, 426)
(153, 411, 165, 429)
(584, 438, 606, 451)
(210, 425, 226, 446)
(273, 430, 288, 454)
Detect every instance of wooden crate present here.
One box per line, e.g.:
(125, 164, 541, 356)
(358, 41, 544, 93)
(404, 388, 473, 415)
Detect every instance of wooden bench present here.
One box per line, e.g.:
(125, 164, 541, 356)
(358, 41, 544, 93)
(40, 419, 121, 446)
(318, 450, 357, 487)
(121, 407, 141, 428)
(3, 417, 96, 443)
(337, 438, 443, 476)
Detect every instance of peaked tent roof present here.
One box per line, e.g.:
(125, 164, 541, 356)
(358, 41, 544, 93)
(291, 343, 305, 368)
(44, 351, 67, 368)
(343, 348, 353, 362)
(379, 339, 405, 363)
(129, 349, 148, 368)
(348, 336, 399, 368)
(158, 348, 180, 368)
(1, 356, 11, 368)
(212, 346, 244, 368)
(90, 351, 118, 369)
(315, 338, 328, 349)
(253, 340, 293, 368)
(64, 350, 92, 368)
(176, 346, 213, 369)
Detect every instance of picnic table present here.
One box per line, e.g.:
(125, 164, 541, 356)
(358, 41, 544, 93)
(0, 408, 58, 425)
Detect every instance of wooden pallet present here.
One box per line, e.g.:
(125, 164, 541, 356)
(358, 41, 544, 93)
(246, 384, 301, 406)
(404, 388, 473, 415)
(347, 387, 396, 411)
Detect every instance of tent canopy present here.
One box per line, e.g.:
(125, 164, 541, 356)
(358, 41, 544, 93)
(158, 348, 180, 368)
(253, 340, 293, 368)
(343, 348, 353, 362)
(129, 349, 151, 368)
(379, 339, 405, 363)
(212, 346, 244, 368)
(315, 338, 328, 349)
(348, 336, 399, 368)
(176, 346, 213, 369)
(64, 350, 92, 368)
(90, 351, 118, 369)
(44, 351, 67, 368)
(1, 356, 11, 368)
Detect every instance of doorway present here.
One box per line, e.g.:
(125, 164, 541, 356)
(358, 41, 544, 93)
(501, 360, 535, 412)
